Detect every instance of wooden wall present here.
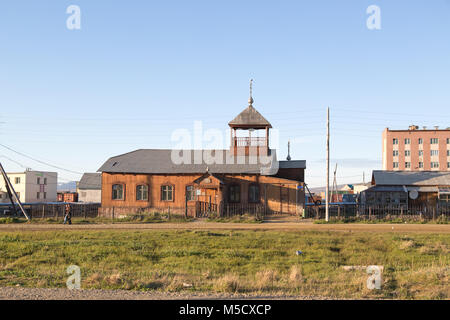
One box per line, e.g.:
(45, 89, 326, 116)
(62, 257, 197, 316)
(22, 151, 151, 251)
(101, 171, 305, 215)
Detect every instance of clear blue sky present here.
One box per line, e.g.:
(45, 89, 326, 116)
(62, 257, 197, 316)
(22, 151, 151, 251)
(1, 0, 450, 187)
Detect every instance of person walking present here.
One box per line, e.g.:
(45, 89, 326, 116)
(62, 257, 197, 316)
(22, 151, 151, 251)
(63, 204, 72, 225)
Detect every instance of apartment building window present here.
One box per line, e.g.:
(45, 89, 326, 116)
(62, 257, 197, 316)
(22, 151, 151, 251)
(112, 184, 125, 200)
(405, 162, 411, 169)
(418, 150, 424, 157)
(44, 178, 47, 185)
(405, 150, 410, 157)
(393, 138, 399, 145)
(37, 177, 40, 184)
(136, 185, 149, 201)
(404, 138, 410, 145)
(393, 162, 399, 169)
(185, 185, 195, 201)
(36, 192, 40, 199)
(448, 162, 450, 169)
(431, 138, 439, 144)
(161, 185, 174, 201)
(418, 138, 423, 144)
(447, 150, 450, 156)
(43, 192, 47, 199)
(431, 162, 440, 169)
(14, 177, 20, 184)
(447, 138, 450, 144)
(393, 150, 399, 157)
(419, 162, 424, 169)
(431, 150, 439, 156)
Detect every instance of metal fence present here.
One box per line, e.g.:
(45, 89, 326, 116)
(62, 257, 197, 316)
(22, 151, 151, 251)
(305, 203, 450, 220)
(0, 203, 101, 220)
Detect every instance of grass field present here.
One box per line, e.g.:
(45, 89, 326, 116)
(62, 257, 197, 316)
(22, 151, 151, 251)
(0, 230, 448, 299)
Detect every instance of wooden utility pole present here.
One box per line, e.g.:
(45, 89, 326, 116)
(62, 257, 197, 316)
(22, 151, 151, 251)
(325, 107, 330, 222)
(332, 163, 338, 203)
(0, 162, 29, 220)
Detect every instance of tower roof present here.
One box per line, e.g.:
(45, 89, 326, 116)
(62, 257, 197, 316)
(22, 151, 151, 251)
(228, 79, 272, 129)
(228, 105, 272, 128)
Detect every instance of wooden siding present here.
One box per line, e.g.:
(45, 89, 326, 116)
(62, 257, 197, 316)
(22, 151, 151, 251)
(101, 170, 305, 215)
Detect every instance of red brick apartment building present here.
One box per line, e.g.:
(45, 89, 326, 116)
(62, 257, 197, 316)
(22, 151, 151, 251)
(382, 126, 450, 171)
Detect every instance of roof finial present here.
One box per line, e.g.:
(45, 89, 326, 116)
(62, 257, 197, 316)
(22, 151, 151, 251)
(248, 79, 254, 106)
(286, 140, 291, 161)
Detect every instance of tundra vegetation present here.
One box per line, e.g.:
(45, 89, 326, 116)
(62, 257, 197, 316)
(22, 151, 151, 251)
(0, 230, 448, 299)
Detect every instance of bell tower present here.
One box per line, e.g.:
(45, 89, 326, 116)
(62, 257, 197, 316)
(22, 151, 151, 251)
(228, 80, 272, 156)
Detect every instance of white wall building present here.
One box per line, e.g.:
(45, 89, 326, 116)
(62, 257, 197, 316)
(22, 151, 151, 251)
(77, 173, 101, 203)
(0, 170, 58, 203)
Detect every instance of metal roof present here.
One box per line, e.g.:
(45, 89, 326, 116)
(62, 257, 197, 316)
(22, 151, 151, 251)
(364, 185, 407, 193)
(278, 160, 306, 169)
(372, 170, 450, 186)
(77, 173, 101, 190)
(97, 149, 306, 175)
(228, 105, 272, 128)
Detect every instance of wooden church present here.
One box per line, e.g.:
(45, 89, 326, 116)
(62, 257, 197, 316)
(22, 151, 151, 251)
(98, 83, 306, 217)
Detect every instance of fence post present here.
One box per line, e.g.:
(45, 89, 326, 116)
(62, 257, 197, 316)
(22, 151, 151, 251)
(369, 207, 372, 220)
(112, 206, 115, 223)
(168, 206, 171, 220)
(42, 205, 45, 219)
(185, 195, 188, 219)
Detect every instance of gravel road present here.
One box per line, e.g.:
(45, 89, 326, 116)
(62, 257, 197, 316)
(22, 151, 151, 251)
(0, 286, 327, 300)
(0, 221, 448, 233)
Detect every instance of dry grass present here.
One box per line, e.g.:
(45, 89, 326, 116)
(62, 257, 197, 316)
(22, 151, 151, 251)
(399, 240, 416, 250)
(255, 269, 278, 290)
(289, 265, 303, 283)
(0, 230, 448, 299)
(213, 274, 241, 293)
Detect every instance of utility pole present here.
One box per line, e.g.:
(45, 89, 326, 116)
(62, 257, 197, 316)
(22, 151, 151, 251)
(0, 162, 29, 220)
(332, 163, 338, 203)
(326, 107, 330, 222)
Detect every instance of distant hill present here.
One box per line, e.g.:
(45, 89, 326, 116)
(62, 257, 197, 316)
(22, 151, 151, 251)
(57, 181, 77, 192)
(309, 183, 360, 194)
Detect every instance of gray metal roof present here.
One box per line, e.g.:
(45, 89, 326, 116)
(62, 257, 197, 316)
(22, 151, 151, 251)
(364, 185, 406, 193)
(279, 160, 306, 169)
(78, 173, 101, 190)
(98, 149, 306, 175)
(372, 170, 450, 186)
(228, 105, 272, 128)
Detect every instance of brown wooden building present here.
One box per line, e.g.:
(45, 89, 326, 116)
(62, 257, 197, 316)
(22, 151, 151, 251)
(97, 91, 306, 217)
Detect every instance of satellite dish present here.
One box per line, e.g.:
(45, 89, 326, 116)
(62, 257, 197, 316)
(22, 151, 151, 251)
(409, 190, 419, 200)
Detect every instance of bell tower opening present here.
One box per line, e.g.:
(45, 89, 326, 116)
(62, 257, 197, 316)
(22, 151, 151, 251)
(228, 80, 272, 156)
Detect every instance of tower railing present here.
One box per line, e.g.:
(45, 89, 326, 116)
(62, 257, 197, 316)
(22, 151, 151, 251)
(234, 137, 267, 147)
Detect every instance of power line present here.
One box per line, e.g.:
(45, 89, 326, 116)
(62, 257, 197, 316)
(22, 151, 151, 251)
(0, 143, 83, 175)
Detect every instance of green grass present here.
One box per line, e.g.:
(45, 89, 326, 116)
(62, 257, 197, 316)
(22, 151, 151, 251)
(314, 216, 449, 225)
(0, 213, 194, 225)
(207, 213, 263, 224)
(0, 230, 448, 299)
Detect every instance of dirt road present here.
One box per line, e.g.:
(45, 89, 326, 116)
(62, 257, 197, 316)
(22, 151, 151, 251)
(0, 221, 448, 233)
(0, 286, 327, 300)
